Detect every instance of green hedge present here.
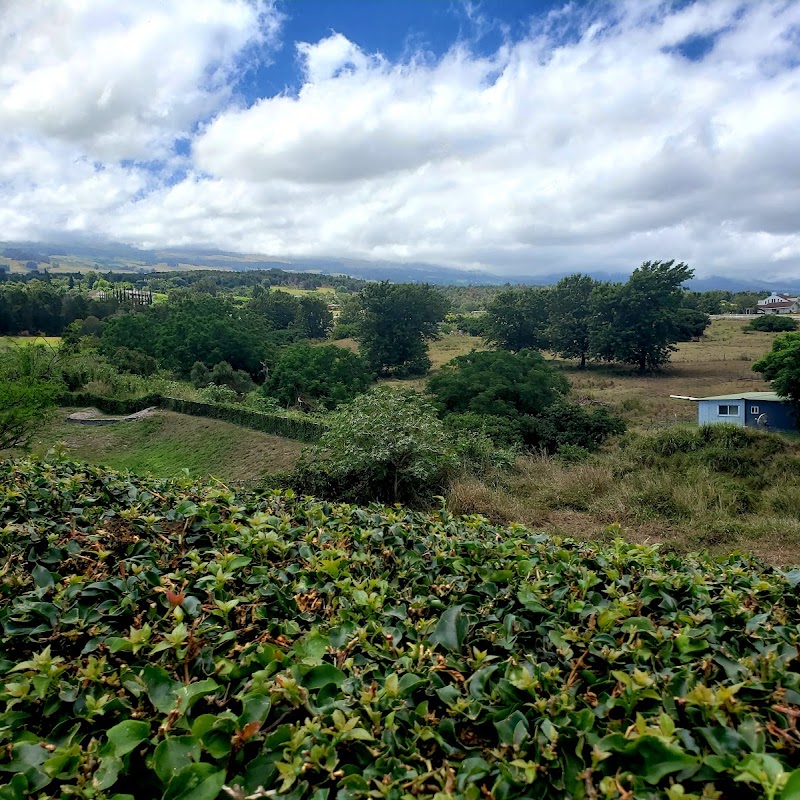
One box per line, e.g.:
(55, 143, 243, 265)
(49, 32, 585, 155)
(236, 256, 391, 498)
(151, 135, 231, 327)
(57, 392, 325, 442)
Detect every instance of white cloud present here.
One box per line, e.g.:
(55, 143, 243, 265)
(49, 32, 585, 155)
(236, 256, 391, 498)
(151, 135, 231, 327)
(0, 0, 280, 161)
(3, 0, 800, 280)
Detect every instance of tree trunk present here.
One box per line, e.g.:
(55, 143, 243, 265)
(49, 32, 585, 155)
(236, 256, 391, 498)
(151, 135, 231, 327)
(579, 352, 586, 369)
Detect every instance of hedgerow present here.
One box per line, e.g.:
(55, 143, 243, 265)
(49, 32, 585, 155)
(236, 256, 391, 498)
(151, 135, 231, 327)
(2, 457, 800, 799)
(57, 391, 326, 442)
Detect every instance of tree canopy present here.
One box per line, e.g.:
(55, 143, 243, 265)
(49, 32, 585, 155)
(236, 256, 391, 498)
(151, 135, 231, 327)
(355, 283, 449, 376)
(427, 349, 569, 418)
(266, 343, 373, 410)
(589, 260, 694, 371)
(483, 287, 550, 352)
(427, 349, 624, 452)
(753, 331, 800, 413)
(546, 274, 597, 368)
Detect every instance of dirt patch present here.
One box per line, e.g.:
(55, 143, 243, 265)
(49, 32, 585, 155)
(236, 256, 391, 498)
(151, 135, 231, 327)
(67, 407, 157, 424)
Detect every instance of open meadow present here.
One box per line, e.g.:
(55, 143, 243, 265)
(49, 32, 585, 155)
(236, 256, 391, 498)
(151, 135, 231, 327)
(382, 317, 776, 427)
(0, 335, 62, 348)
(26, 410, 303, 483)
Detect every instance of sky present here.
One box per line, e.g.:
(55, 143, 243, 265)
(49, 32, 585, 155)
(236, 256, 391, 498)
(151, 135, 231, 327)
(1, 0, 800, 279)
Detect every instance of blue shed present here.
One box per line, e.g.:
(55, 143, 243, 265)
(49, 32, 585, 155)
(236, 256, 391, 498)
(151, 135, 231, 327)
(671, 391, 797, 433)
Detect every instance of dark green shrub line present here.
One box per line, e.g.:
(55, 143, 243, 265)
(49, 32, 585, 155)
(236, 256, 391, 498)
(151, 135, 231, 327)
(56, 391, 326, 442)
(2, 457, 800, 799)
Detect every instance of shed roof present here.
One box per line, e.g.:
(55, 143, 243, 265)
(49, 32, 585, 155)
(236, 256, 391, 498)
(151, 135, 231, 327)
(671, 391, 785, 402)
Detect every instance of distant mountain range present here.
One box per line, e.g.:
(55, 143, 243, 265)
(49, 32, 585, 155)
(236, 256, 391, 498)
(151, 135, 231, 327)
(1, 239, 797, 293)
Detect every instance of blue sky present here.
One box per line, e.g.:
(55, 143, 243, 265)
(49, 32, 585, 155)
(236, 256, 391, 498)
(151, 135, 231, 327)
(2, 0, 800, 279)
(235, 1, 564, 107)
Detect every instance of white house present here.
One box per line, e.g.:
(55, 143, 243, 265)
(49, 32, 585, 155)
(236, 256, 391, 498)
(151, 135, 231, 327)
(757, 293, 800, 314)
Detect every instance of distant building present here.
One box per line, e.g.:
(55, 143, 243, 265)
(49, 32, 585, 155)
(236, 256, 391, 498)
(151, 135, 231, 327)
(756, 293, 800, 314)
(671, 391, 797, 432)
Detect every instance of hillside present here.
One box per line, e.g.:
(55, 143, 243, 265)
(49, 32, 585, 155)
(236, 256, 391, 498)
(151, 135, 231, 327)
(1, 457, 800, 799)
(26, 410, 303, 482)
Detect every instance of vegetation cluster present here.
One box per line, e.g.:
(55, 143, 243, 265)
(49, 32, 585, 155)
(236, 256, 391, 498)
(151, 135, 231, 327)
(3, 457, 800, 799)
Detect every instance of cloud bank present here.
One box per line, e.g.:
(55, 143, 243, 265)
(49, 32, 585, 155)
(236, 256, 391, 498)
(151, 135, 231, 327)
(2, 0, 800, 279)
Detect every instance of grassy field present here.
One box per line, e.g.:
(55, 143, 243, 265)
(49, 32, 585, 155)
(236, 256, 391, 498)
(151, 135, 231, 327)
(564, 317, 775, 429)
(273, 285, 336, 297)
(0, 335, 62, 348)
(376, 318, 777, 425)
(24, 410, 304, 483)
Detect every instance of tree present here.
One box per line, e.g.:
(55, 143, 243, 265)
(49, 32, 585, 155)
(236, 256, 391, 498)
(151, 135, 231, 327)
(753, 332, 800, 415)
(426, 349, 624, 452)
(249, 289, 299, 331)
(484, 287, 550, 351)
(297, 388, 458, 503)
(427, 350, 569, 418)
(547, 275, 597, 368)
(355, 283, 449, 376)
(673, 307, 712, 341)
(293, 295, 333, 339)
(0, 345, 61, 450)
(266, 343, 373, 410)
(589, 260, 694, 371)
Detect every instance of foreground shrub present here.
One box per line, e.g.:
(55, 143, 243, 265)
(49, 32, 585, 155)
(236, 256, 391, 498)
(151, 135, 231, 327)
(294, 387, 458, 504)
(2, 457, 800, 798)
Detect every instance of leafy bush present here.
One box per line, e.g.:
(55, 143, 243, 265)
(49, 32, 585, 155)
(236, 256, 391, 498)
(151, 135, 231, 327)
(0, 346, 61, 450)
(428, 349, 570, 418)
(199, 383, 239, 405)
(520, 401, 626, 453)
(294, 387, 459, 504)
(443, 412, 523, 447)
(746, 315, 798, 332)
(2, 457, 800, 799)
(107, 346, 158, 376)
(244, 392, 283, 413)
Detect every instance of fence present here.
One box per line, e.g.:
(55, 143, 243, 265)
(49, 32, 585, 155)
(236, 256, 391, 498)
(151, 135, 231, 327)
(57, 392, 326, 443)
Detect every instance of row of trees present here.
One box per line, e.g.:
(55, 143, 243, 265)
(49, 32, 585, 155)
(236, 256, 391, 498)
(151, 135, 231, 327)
(482, 261, 708, 371)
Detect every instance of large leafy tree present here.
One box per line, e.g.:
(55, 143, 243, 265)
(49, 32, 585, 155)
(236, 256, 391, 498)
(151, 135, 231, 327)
(753, 332, 800, 414)
(267, 343, 373, 410)
(427, 349, 569, 418)
(547, 274, 598, 368)
(355, 283, 449, 376)
(589, 260, 694, 372)
(484, 287, 550, 351)
(293, 295, 333, 339)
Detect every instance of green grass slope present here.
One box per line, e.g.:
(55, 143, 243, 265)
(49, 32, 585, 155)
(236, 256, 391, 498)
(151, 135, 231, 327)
(27, 410, 303, 482)
(1, 457, 800, 799)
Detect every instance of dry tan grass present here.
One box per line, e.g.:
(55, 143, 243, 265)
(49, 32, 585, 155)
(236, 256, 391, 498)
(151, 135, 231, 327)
(562, 318, 776, 429)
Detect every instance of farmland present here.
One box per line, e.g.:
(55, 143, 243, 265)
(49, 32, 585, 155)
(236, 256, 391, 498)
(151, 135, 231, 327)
(2, 456, 800, 799)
